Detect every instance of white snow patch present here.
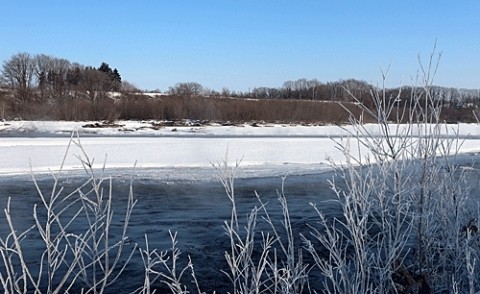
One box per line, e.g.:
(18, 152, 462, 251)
(0, 120, 479, 176)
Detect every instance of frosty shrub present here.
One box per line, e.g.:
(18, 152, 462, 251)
(302, 46, 480, 293)
(0, 134, 137, 293)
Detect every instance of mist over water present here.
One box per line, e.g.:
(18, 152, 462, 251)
(0, 168, 337, 292)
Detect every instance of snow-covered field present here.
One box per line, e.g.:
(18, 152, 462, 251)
(1, 120, 480, 176)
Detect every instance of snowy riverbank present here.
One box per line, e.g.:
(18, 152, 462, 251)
(0, 120, 479, 176)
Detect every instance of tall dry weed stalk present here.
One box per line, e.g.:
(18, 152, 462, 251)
(214, 159, 310, 294)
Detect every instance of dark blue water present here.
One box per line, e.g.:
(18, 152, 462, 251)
(2, 157, 479, 293)
(0, 169, 337, 293)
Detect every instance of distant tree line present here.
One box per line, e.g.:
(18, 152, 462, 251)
(166, 78, 480, 111)
(243, 79, 480, 110)
(1, 52, 479, 122)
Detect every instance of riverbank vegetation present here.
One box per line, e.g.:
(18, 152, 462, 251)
(1, 52, 479, 123)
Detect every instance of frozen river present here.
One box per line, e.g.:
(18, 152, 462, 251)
(0, 136, 342, 175)
(0, 132, 347, 292)
(1, 120, 480, 175)
(2, 151, 480, 292)
(1, 135, 480, 176)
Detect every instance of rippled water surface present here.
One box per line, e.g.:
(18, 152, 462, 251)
(1, 156, 479, 292)
(0, 168, 337, 292)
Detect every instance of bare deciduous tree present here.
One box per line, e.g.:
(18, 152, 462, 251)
(1, 52, 35, 102)
(168, 82, 204, 97)
(33, 54, 54, 100)
(80, 67, 111, 119)
(48, 57, 71, 99)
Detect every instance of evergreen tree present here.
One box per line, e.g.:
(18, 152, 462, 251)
(98, 62, 113, 75)
(112, 68, 121, 84)
(97, 63, 121, 91)
(112, 68, 121, 91)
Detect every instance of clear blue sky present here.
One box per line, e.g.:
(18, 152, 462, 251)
(1, 1, 479, 91)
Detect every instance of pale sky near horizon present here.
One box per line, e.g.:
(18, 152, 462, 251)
(1, 1, 479, 91)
